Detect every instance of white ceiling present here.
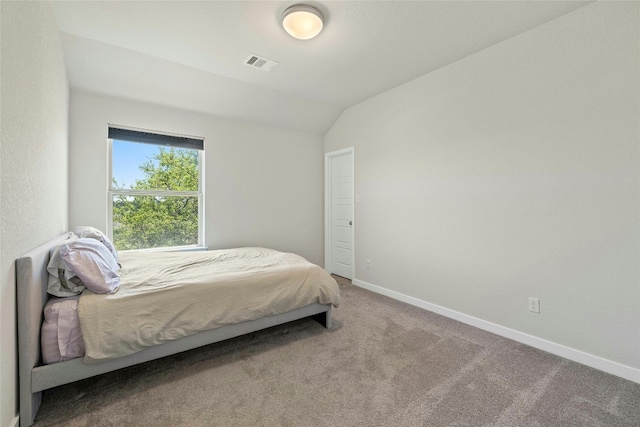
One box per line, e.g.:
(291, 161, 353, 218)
(50, 1, 591, 135)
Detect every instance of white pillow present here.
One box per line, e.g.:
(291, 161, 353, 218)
(47, 235, 86, 297)
(75, 226, 118, 262)
(60, 238, 121, 294)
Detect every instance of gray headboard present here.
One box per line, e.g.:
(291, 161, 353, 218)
(16, 232, 74, 425)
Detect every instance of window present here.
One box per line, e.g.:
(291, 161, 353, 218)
(108, 127, 204, 251)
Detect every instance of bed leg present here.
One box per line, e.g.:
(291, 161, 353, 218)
(20, 389, 40, 427)
(325, 308, 333, 329)
(312, 306, 332, 329)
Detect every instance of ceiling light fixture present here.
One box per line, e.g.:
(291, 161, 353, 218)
(282, 5, 324, 40)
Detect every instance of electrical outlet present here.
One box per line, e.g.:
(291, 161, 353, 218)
(366, 259, 371, 269)
(528, 297, 540, 313)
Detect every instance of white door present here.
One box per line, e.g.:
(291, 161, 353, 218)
(326, 149, 354, 279)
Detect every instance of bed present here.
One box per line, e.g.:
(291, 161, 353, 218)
(17, 232, 339, 426)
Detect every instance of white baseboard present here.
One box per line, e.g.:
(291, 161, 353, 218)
(353, 278, 640, 384)
(8, 415, 19, 427)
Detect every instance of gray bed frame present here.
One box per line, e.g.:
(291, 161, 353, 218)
(17, 232, 333, 427)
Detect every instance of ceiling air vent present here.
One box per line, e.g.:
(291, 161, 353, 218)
(243, 54, 278, 72)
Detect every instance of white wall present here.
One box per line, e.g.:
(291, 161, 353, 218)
(325, 1, 639, 372)
(0, 3, 69, 427)
(69, 91, 325, 265)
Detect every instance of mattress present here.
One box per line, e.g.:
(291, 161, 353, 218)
(80, 247, 340, 363)
(41, 296, 84, 364)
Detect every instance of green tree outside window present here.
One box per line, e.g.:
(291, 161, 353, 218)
(112, 148, 199, 250)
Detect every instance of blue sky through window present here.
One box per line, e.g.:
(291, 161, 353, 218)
(112, 139, 161, 189)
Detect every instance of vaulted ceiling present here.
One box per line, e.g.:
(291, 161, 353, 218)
(50, 1, 591, 135)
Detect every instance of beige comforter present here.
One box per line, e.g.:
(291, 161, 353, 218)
(78, 248, 340, 363)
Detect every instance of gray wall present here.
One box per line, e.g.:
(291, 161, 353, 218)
(69, 91, 325, 266)
(325, 2, 639, 369)
(0, 2, 69, 426)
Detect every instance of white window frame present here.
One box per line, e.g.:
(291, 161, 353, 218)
(107, 126, 205, 251)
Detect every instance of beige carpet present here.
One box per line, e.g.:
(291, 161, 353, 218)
(34, 276, 640, 426)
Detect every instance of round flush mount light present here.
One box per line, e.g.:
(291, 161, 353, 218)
(282, 5, 324, 40)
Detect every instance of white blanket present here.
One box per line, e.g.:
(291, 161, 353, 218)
(78, 248, 340, 363)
